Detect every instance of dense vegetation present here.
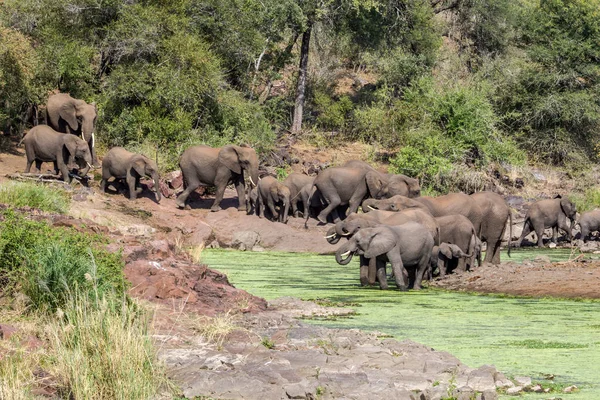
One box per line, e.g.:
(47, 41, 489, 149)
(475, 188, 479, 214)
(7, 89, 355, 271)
(1, 0, 599, 190)
(0, 184, 169, 398)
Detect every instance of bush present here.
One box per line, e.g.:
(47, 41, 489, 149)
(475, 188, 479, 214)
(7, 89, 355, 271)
(0, 210, 126, 312)
(570, 188, 600, 213)
(0, 182, 71, 213)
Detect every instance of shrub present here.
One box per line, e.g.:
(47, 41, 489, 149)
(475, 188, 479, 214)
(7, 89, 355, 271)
(313, 92, 354, 132)
(570, 188, 600, 213)
(0, 182, 71, 213)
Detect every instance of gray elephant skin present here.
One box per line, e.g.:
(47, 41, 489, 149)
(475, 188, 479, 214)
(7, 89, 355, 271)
(46, 93, 98, 166)
(516, 196, 577, 247)
(470, 191, 512, 264)
(256, 176, 291, 223)
(430, 243, 473, 278)
(362, 193, 483, 240)
(23, 125, 92, 183)
(578, 209, 600, 242)
(335, 223, 434, 291)
(283, 173, 314, 218)
(306, 166, 387, 224)
(343, 160, 421, 198)
(100, 147, 161, 202)
(176, 145, 259, 211)
(434, 215, 477, 273)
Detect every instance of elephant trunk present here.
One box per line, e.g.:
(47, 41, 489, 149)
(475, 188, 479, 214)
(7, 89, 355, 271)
(335, 245, 355, 265)
(248, 166, 259, 187)
(152, 172, 162, 203)
(77, 153, 92, 177)
(282, 197, 290, 224)
(335, 222, 349, 237)
(325, 227, 340, 244)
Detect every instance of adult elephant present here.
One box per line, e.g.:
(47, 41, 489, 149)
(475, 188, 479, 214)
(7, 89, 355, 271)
(305, 167, 387, 224)
(362, 193, 483, 237)
(335, 223, 434, 291)
(343, 160, 420, 198)
(256, 176, 291, 223)
(46, 93, 98, 166)
(176, 145, 259, 212)
(516, 196, 577, 247)
(471, 192, 512, 265)
(283, 173, 314, 218)
(100, 147, 161, 202)
(325, 209, 438, 286)
(23, 125, 92, 183)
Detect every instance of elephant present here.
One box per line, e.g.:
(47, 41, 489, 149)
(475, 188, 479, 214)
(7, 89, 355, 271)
(256, 176, 291, 223)
(100, 147, 161, 202)
(362, 193, 483, 237)
(46, 93, 98, 166)
(335, 223, 434, 291)
(305, 167, 387, 224)
(176, 145, 259, 212)
(282, 173, 314, 218)
(434, 215, 477, 273)
(430, 243, 473, 278)
(246, 187, 258, 215)
(471, 191, 512, 265)
(343, 160, 421, 198)
(516, 196, 577, 247)
(578, 209, 600, 242)
(23, 125, 92, 183)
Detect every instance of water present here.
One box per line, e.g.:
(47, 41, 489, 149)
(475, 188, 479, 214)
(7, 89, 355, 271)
(202, 249, 600, 399)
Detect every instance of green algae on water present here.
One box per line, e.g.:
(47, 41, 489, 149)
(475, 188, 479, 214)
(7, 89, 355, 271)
(202, 249, 600, 399)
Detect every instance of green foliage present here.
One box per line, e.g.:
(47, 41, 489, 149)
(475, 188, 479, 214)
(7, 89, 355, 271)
(0, 210, 127, 312)
(570, 188, 600, 213)
(313, 92, 354, 131)
(0, 182, 71, 213)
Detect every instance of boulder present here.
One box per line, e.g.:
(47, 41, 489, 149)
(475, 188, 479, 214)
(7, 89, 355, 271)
(514, 376, 532, 388)
(232, 231, 261, 251)
(506, 386, 523, 395)
(467, 365, 497, 392)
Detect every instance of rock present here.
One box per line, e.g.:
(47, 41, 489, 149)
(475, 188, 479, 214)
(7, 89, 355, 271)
(454, 386, 476, 400)
(165, 170, 183, 190)
(563, 385, 577, 393)
(506, 386, 522, 395)
(494, 379, 514, 389)
(0, 324, 18, 340)
(232, 231, 261, 251)
(207, 240, 220, 249)
(149, 240, 171, 259)
(467, 365, 497, 392)
(284, 380, 315, 399)
(252, 245, 265, 252)
(533, 255, 551, 263)
(514, 376, 531, 387)
(481, 389, 498, 400)
(529, 384, 543, 393)
(548, 242, 557, 248)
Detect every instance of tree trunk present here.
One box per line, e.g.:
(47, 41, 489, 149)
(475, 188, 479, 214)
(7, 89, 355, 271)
(292, 23, 312, 133)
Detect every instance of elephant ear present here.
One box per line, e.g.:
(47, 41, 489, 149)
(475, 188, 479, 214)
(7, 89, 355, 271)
(363, 228, 397, 259)
(219, 146, 242, 174)
(63, 137, 78, 158)
(439, 244, 453, 259)
(132, 158, 147, 177)
(365, 171, 384, 198)
(560, 198, 576, 217)
(59, 102, 79, 131)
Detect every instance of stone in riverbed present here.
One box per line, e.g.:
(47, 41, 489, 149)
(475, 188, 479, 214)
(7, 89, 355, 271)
(506, 386, 523, 395)
(467, 365, 497, 392)
(514, 376, 532, 387)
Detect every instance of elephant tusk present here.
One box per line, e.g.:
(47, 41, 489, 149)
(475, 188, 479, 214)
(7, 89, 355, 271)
(91, 132, 95, 148)
(324, 233, 337, 239)
(249, 176, 256, 186)
(86, 162, 93, 170)
(367, 205, 377, 210)
(340, 250, 352, 258)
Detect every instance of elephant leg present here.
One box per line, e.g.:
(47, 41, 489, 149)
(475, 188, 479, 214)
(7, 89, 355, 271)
(234, 177, 247, 211)
(175, 182, 199, 209)
(516, 220, 532, 247)
(347, 193, 365, 216)
(359, 256, 369, 286)
(367, 257, 377, 285)
(376, 260, 388, 290)
(389, 253, 407, 291)
(413, 256, 430, 290)
(267, 197, 278, 222)
(317, 193, 341, 224)
(557, 218, 572, 242)
(552, 226, 558, 243)
(56, 155, 71, 183)
(532, 221, 545, 247)
(438, 258, 446, 278)
(126, 175, 137, 200)
(210, 170, 231, 212)
(291, 199, 299, 218)
(257, 193, 265, 218)
(581, 226, 589, 243)
(90, 141, 99, 167)
(24, 145, 36, 173)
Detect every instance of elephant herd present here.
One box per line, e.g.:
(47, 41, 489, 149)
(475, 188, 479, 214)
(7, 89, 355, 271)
(19, 94, 598, 291)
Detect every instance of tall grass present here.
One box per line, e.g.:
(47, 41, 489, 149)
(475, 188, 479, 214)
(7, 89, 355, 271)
(571, 188, 600, 213)
(49, 294, 169, 399)
(0, 182, 70, 213)
(0, 347, 39, 400)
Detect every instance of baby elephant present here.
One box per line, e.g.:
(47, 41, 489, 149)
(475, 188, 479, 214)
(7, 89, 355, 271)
(256, 176, 291, 223)
(578, 209, 600, 242)
(431, 243, 473, 278)
(100, 147, 161, 202)
(23, 125, 92, 183)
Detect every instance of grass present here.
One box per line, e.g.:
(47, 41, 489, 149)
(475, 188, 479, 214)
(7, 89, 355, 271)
(190, 311, 239, 349)
(0, 181, 70, 213)
(505, 339, 588, 349)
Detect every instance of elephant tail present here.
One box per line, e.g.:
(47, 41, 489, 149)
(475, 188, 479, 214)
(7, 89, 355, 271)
(507, 210, 513, 257)
(304, 184, 317, 229)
